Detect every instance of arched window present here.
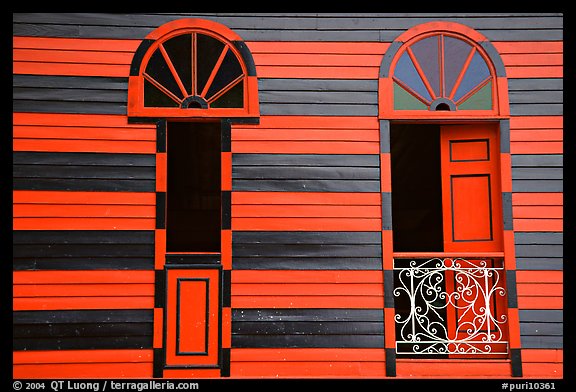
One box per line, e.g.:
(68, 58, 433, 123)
(379, 22, 508, 119)
(128, 18, 259, 118)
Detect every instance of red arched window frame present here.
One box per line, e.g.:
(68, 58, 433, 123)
(379, 22, 509, 120)
(128, 18, 259, 118)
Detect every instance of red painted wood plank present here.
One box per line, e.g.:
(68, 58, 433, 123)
(13, 217, 155, 230)
(14, 126, 155, 140)
(14, 139, 156, 153)
(510, 130, 563, 142)
(241, 115, 379, 129)
(255, 66, 378, 79)
(510, 141, 563, 154)
(232, 204, 381, 218)
(231, 295, 383, 309)
(513, 206, 563, 219)
(232, 192, 381, 205)
(13, 363, 152, 379)
(517, 283, 563, 297)
(14, 284, 154, 298)
(232, 140, 379, 154)
(13, 349, 153, 364)
(231, 361, 386, 378)
(232, 128, 379, 141)
(396, 360, 511, 377)
(517, 296, 563, 309)
(232, 283, 383, 296)
(13, 270, 155, 284)
(509, 116, 563, 129)
(14, 204, 155, 218)
(13, 191, 155, 205)
(14, 48, 133, 65)
(512, 193, 563, 206)
(231, 348, 385, 362)
(13, 296, 154, 311)
(513, 219, 563, 232)
(14, 62, 129, 77)
(500, 53, 563, 66)
(521, 349, 563, 363)
(162, 369, 220, 378)
(13, 113, 155, 128)
(522, 363, 563, 378)
(232, 217, 381, 231)
(247, 41, 390, 54)
(516, 271, 563, 283)
(13, 36, 140, 52)
(231, 270, 383, 284)
(493, 41, 563, 54)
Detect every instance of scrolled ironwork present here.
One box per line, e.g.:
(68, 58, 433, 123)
(393, 257, 508, 355)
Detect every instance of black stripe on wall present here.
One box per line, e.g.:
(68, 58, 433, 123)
(13, 230, 155, 270)
(13, 309, 153, 350)
(232, 308, 384, 348)
(233, 154, 380, 192)
(13, 13, 563, 42)
(233, 231, 382, 270)
(13, 152, 155, 192)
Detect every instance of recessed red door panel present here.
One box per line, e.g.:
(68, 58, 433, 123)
(165, 267, 221, 367)
(440, 124, 503, 253)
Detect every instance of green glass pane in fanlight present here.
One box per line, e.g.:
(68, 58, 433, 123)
(394, 82, 428, 110)
(457, 81, 492, 110)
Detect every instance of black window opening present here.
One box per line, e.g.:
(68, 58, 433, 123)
(166, 122, 221, 253)
(390, 124, 447, 358)
(390, 124, 444, 253)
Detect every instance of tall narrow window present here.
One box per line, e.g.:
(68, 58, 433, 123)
(166, 122, 221, 252)
(391, 123, 508, 357)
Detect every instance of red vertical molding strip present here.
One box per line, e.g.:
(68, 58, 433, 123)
(380, 119, 396, 377)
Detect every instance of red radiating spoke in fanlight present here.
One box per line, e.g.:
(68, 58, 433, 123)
(406, 46, 437, 101)
(393, 33, 493, 111)
(448, 45, 477, 101)
(158, 43, 189, 98)
(143, 72, 182, 105)
(144, 32, 245, 108)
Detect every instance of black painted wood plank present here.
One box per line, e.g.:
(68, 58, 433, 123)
(520, 322, 563, 336)
(514, 232, 563, 245)
(519, 309, 563, 323)
(14, 87, 127, 103)
(261, 103, 378, 117)
(515, 244, 563, 258)
(512, 180, 563, 193)
(520, 336, 563, 349)
(511, 154, 563, 167)
(259, 78, 378, 92)
(232, 321, 384, 335)
(233, 231, 381, 244)
(13, 152, 155, 166)
(13, 230, 155, 245)
(232, 179, 380, 192)
(14, 165, 155, 180)
(232, 244, 382, 258)
(232, 257, 382, 270)
(13, 336, 152, 351)
(232, 166, 380, 180)
(233, 154, 380, 167)
(231, 334, 384, 348)
(13, 309, 154, 324)
(14, 322, 153, 338)
(13, 75, 128, 90)
(13, 178, 156, 192)
(13, 100, 127, 115)
(232, 308, 383, 322)
(13, 258, 155, 271)
(515, 259, 563, 271)
(14, 244, 155, 258)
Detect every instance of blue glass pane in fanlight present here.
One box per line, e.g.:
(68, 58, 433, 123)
(443, 36, 473, 97)
(453, 51, 491, 102)
(394, 52, 432, 102)
(410, 36, 440, 97)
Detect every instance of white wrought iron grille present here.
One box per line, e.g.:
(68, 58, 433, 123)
(393, 257, 509, 355)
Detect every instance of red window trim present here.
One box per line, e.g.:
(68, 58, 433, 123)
(128, 18, 259, 119)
